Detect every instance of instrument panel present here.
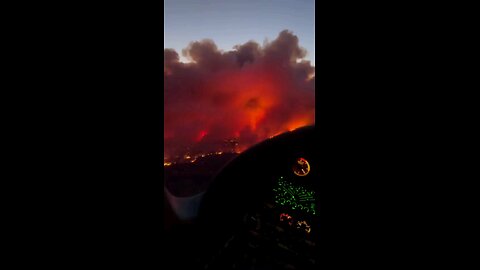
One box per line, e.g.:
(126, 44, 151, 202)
(274, 156, 318, 227)
(198, 127, 318, 269)
(233, 156, 319, 269)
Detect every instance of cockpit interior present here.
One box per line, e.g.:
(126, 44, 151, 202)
(164, 125, 318, 269)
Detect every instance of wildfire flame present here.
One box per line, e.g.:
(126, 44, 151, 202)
(164, 30, 315, 158)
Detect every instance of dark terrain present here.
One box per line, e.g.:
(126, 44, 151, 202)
(164, 152, 239, 197)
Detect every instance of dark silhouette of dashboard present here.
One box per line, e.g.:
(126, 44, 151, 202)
(165, 125, 318, 269)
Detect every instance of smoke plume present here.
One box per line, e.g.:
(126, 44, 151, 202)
(164, 30, 315, 159)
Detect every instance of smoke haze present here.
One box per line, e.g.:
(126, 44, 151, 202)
(164, 30, 315, 158)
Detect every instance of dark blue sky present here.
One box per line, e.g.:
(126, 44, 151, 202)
(165, 0, 315, 65)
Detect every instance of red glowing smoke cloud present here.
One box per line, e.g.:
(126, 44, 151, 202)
(164, 30, 315, 158)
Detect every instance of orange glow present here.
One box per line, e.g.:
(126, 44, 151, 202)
(269, 131, 283, 139)
(296, 220, 311, 234)
(165, 58, 314, 157)
(209, 68, 280, 133)
(236, 145, 248, 153)
(164, 32, 315, 160)
(293, 157, 310, 177)
(286, 117, 312, 132)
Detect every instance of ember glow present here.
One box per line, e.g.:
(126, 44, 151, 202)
(164, 30, 315, 159)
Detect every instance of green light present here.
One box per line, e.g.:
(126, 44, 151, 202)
(273, 177, 317, 215)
